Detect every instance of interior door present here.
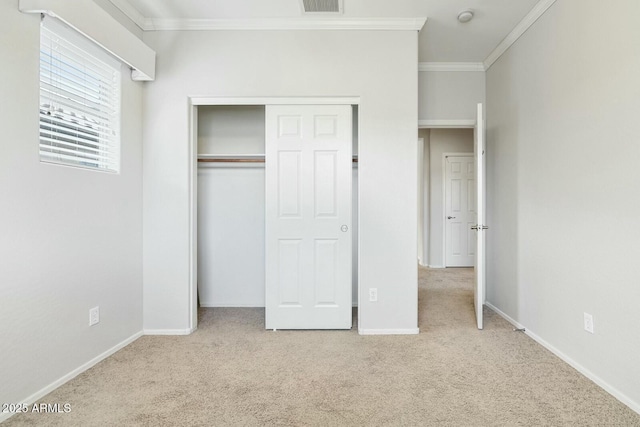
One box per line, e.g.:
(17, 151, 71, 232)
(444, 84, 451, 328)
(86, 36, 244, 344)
(473, 103, 486, 330)
(445, 155, 475, 267)
(265, 105, 352, 330)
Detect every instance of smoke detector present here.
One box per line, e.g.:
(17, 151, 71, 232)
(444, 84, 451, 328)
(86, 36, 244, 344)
(300, 0, 343, 14)
(457, 9, 474, 23)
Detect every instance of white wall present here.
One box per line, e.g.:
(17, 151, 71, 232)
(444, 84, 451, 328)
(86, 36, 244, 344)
(428, 129, 474, 267)
(486, 0, 640, 412)
(198, 164, 266, 307)
(0, 0, 143, 412)
(198, 105, 265, 155)
(418, 70, 485, 122)
(142, 30, 418, 333)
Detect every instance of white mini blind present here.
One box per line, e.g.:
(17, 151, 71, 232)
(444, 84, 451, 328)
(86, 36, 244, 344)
(39, 17, 121, 173)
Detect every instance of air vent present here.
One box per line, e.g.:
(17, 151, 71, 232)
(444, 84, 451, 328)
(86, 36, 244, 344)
(301, 0, 342, 13)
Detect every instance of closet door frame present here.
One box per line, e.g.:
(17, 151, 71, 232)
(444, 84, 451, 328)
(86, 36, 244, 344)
(188, 96, 360, 332)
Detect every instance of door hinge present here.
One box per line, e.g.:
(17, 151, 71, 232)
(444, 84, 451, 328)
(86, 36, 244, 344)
(471, 225, 489, 230)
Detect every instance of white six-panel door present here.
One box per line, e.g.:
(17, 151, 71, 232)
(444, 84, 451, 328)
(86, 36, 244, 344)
(265, 105, 352, 330)
(445, 155, 476, 267)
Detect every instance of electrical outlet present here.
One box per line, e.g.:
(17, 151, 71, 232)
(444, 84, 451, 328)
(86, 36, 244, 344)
(583, 312, 594, 334)
(369, 288, 378, 302)
(89, 306, 100, 326)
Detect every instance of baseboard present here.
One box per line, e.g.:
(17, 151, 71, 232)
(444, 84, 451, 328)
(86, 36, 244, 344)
(427, 265, 445, 269)
(486, 302, 640, 416)
(358, 328, 419, 335)
(0, 331, 143, 424)
(143, 328, 195, 335)
(485, 302, 525, 330)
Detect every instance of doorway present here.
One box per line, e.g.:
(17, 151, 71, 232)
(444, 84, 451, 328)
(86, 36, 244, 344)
(417, 128, 475, 268)
(417, 103, 487, 330)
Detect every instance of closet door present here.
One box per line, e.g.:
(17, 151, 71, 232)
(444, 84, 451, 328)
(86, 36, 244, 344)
(265, 105, 352, 329)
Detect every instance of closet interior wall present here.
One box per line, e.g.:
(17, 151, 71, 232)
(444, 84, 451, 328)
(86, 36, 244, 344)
(197, 105, 359, 308)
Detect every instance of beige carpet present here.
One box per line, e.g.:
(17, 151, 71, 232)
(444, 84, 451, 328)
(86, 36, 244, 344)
(5, 267, 640, 426)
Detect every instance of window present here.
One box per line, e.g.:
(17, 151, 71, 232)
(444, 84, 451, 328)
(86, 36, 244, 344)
(39, 18, 121, 173)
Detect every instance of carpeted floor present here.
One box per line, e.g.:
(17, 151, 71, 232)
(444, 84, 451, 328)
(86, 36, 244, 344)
(5, 267, 640, 426)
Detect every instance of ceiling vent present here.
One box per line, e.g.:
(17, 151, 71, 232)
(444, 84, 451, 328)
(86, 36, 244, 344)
(301, 0, 342, 14)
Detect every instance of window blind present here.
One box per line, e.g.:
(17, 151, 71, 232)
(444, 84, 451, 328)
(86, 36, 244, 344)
(39, 17, 121, 173)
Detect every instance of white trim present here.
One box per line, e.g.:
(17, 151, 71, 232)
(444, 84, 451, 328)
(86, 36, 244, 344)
(418, 62, 485, 72)
(107, 0, 147, 30)
(143, 17, 426, 32)
(483, 0, 557, 70)
(427, 265, 445, 269)
(486, 302, 640, 416)
(143, 328, 195, 335)
(19, 0, 156, 81)
(190, 96, 361, 106)
(188, 104, 198, 332)
(187, 99, 199, 339)
(417, 137, 425, 268)
(419, 120, 475, 129)
(0, 331, 142, 424)
(485, 302, 525, 330)
(359, 328, 420, 335)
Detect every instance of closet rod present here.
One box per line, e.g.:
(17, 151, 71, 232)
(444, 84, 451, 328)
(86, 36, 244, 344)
(197, 157, 359, 163)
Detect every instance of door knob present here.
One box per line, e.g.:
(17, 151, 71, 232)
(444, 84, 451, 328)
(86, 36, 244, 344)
(341, 225, 348, 232)
(447, 216, 456, 219)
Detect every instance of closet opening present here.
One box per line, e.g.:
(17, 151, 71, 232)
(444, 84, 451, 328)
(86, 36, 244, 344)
(190, 101, 359, 330)
(197, 105, 266, 309)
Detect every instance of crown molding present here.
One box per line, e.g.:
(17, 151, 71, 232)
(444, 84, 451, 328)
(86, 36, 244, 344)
(107, 0, 426, 31)
(483, 0, 557, 70)
(418, 62, 485, 72)
(141, 17, 427, 31)
(108, 0, 147, 30)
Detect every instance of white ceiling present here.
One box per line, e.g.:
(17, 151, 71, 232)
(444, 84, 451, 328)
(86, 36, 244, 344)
(114, 0, 541, 62)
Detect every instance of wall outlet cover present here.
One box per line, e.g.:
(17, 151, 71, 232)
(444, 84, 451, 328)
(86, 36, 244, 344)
(89, 306, 100, 326)
(583, 312, 594, 334)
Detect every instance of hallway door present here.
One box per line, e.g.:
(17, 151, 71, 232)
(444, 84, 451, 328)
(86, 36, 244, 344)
(445, 155, 476, 267)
